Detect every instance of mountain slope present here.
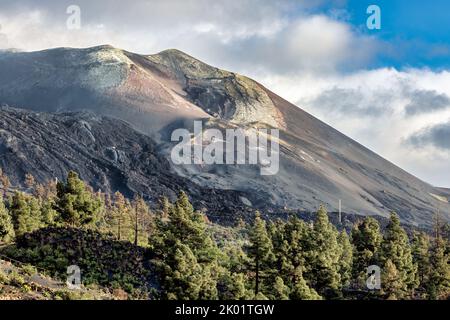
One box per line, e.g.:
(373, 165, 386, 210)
(0, 45, 448, 227)
(0, 107, 258, 223)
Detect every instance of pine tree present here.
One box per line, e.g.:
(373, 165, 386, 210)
(382, 259, 403, 300)
(306, 206, 342, 297)
(9, 192, 42, 237)
(0, 168, 10, 196)
(268, 220, 293, 278)
(131, 195, 154, 246)
(351, 216, 382, 286)
(217, 271, 248, 300)
(159, 191, 218, 263)
(110, 191, 132, 240)
(268, 216, 320, 300)
(153, 192, 219, 299)
(24, 173, 35, 189)
(119, 198, 132, 241)
(380, 212, 418, 298)
(221, 242, 250, 275)
(338, 230, 353, 289)
(426, 236, 449, 299)
(159, 237, 219, 300)
(272, 276, 290, 300)
(157, 196, 171, 223)
(283, 217, 309, 286)
(291, 266, 322, 300)
(163, 241, 205, 300)
(198, 263, 219, 300)
(0, 195, 14, 243)
(247, 211, 274, 296)
(55, 171, 102, 227)
(411, 231, 431, 297)
(40, 198, 58, 226)
(254, 292, 269, 300)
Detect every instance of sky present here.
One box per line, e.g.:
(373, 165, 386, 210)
(0, 0, 450, 187)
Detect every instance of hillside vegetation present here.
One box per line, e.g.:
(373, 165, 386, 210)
(0, 169, 448, 300)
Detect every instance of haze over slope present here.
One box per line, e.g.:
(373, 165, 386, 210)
(0, 45, 448, 227)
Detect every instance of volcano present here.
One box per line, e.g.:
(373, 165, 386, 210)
(0, 45, 448, 227)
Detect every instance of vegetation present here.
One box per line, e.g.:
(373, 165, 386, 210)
(0, 170, 449, 300)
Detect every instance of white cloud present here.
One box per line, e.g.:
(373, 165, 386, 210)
(0, 1, 449, 186)
(283, 16, 373, 72)
(0, 1, 292, 51)
(0, 1, 376, 74)
(257, 68, 450, 187)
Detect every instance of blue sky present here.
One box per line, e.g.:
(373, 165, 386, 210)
(0, 0, 449, 186)
(328, 0, 450, 70)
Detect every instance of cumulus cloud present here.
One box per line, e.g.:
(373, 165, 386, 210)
(0, 0, 377, 74)
(404, 89, 450, 116)
(258, 68, 450, 186)
(0, 1, 294, 51)
(182, 14, 380, 77)
(305, 86, 394, 117)
(407, 121, 450, 151)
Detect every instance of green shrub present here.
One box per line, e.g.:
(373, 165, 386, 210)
(6, 227, 153, 294)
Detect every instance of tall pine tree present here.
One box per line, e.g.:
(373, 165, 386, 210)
(110, 191, 132, 241)
(382, 259, 403, 300)
(426, 236, 449, 299)
(411, 231, 431, 298)
(272, 276, 290, 300)
(162, 241, 206, 300)
(380, 212, 418, 298)
(338, 230, 353, 289)
(0, 195, 14, 243)
(153, 191, 219, 300)
(290, 266, 322, 300)
(131, 195, 154, 246)
(217, 271, 249, 300)
(306, 206, 342, 297)
(9, 192, 42, 237)
(269, 216, 320, 299)
(55, 171, 102, 227)
(247, 211, 274, 296)
(350, 216, 382, 287)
